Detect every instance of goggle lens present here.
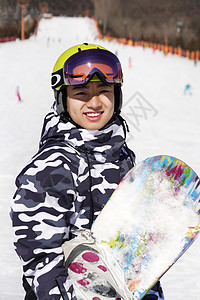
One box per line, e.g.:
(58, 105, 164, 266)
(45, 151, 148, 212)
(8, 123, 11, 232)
(63, 49, 122, 86)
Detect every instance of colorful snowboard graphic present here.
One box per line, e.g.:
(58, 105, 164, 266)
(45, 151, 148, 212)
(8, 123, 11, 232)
(63, 155, 200, 300)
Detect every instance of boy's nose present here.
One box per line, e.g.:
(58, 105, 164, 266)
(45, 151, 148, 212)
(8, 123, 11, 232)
(87, 96, 102, 110)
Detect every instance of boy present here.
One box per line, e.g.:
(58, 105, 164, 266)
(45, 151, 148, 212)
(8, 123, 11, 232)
(11, 43, 164, 300)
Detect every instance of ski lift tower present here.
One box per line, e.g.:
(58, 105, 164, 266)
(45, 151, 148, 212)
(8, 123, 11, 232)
(17, 0, 29, 40)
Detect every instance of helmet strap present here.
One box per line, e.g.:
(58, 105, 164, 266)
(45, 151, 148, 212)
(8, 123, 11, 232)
(55, 86, 68, 115)
(114, 85, 122, 114)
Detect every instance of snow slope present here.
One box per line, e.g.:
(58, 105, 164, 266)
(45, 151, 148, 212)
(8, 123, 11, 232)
(0, 16, 200, 299)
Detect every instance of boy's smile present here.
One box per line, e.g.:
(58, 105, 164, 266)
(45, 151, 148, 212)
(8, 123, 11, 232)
(66, 81, 115, 130)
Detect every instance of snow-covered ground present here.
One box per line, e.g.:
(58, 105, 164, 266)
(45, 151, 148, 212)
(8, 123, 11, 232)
(0, 16, 200, 299)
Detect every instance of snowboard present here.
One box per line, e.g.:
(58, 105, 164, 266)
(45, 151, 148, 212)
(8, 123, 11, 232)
(63, 155, 200, 300)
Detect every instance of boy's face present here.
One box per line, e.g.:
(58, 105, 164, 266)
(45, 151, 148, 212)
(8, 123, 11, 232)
(66, 81, 115, 130)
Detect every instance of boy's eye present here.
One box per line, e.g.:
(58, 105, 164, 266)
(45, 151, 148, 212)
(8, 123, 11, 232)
(102, 90, 112, 94)
(99, 88, 111, 93)
(75, 91, 87, 96)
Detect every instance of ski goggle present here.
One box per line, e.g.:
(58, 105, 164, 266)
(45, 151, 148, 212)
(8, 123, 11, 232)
(63, 49, 123, 86)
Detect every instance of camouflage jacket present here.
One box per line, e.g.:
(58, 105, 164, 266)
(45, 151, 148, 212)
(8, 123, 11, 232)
(11, 105, 164, 300)
(11, 105, 136, 299)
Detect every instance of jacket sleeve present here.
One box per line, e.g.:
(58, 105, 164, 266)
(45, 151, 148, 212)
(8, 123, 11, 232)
(10, 154, 78, 300)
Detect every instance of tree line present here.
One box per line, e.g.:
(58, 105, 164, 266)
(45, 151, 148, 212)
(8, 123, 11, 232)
(0, 0, 200, 50)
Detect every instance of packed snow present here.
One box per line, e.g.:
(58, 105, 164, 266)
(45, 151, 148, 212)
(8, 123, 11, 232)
(0, 16, 200, 299)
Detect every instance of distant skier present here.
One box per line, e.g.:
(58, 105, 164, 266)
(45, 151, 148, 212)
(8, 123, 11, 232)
(47, 37, 50, 47)
(184, 84, 192, 95)
(16, 86, 22, 102)
(129, 56, 132, 68)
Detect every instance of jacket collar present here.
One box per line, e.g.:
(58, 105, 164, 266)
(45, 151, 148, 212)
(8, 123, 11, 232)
(40, 104, 126, 162)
